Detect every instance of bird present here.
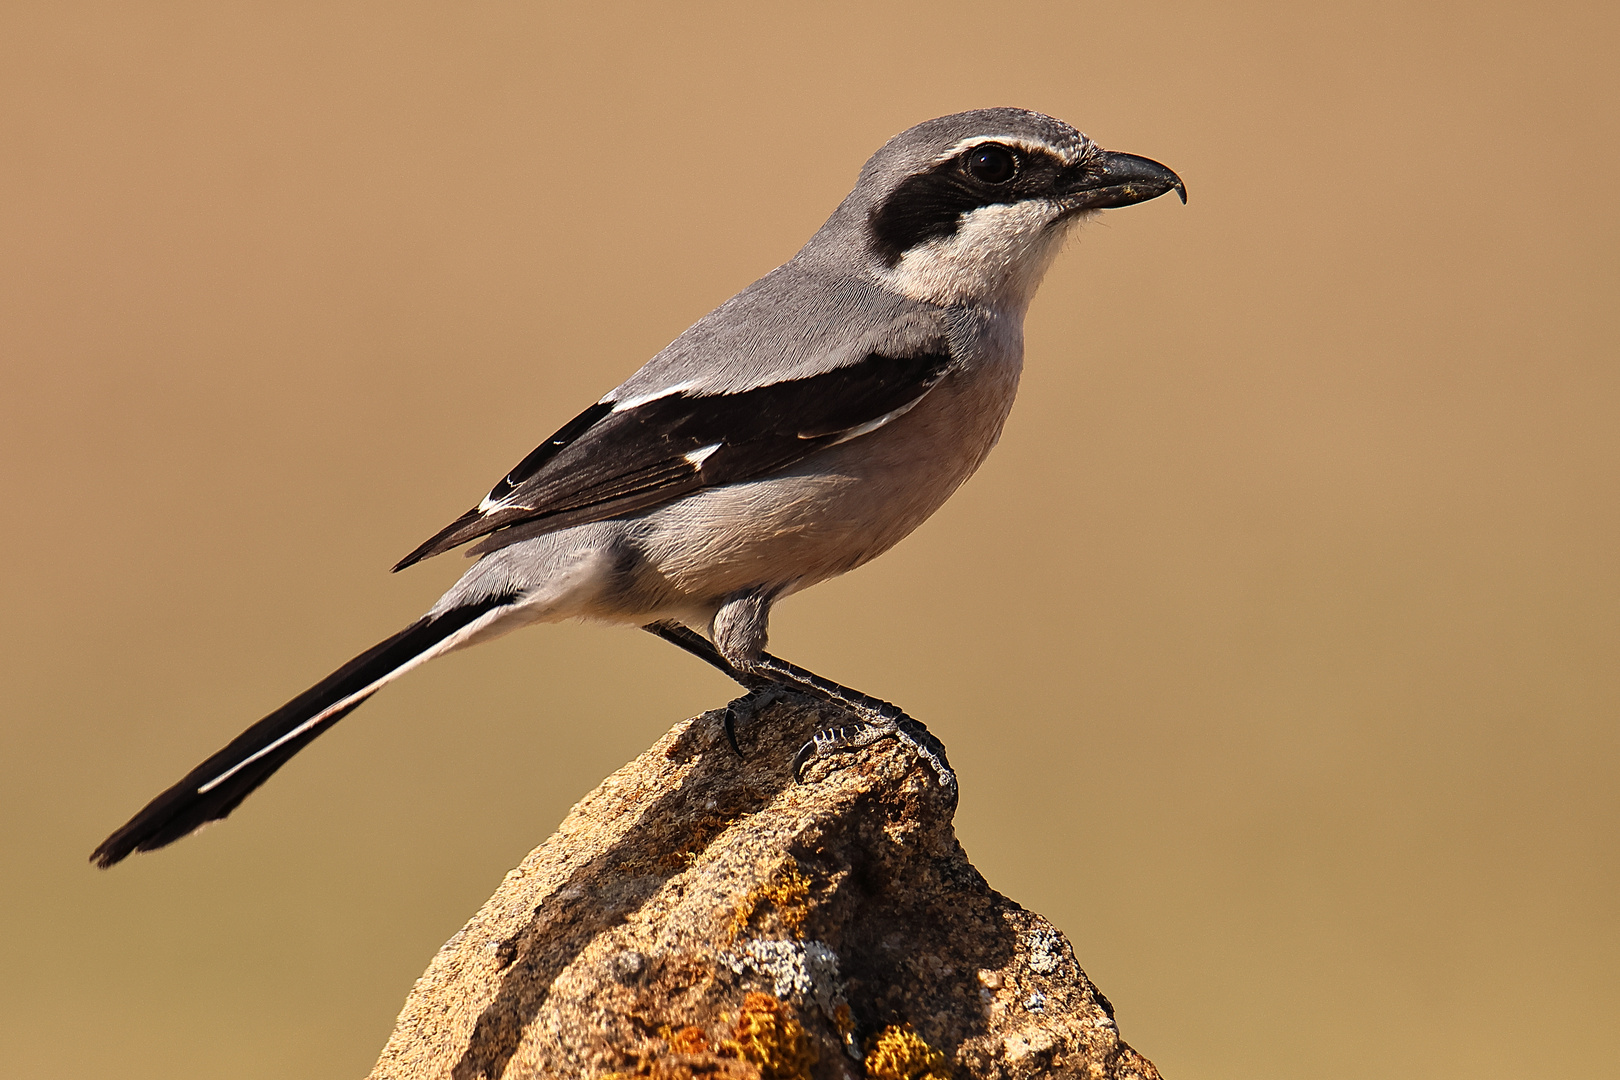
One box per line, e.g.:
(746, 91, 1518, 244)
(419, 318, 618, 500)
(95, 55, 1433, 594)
(91, 107, 1184, 869)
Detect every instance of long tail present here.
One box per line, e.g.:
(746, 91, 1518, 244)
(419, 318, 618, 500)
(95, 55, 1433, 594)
(90, 592, 518, 868)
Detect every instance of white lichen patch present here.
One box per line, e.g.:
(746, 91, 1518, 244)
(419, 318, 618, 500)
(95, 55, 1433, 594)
(721, 937, 855, 1056)
(1027, 926, 1066, 975)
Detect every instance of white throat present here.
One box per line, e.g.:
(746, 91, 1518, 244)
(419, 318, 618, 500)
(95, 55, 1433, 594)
(879, 201, 1082, 315)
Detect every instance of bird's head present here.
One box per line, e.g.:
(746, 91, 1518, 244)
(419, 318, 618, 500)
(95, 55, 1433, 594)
(815, 108, 1184, 314)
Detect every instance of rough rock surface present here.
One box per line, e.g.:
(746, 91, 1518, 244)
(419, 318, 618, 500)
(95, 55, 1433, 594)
(370, 695, 1161, 1080)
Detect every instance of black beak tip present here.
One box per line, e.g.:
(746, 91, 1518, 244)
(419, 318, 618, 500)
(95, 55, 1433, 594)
(1067, 149, 1187, 211)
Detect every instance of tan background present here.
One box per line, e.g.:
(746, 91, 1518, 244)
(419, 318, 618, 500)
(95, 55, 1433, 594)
(2, 2, 1615, 1076)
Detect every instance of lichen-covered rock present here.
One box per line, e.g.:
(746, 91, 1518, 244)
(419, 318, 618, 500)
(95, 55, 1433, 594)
(369, 696, 1161, 1080)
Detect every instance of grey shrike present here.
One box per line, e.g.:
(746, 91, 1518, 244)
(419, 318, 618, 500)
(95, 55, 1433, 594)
(92, 108, 1184, 868)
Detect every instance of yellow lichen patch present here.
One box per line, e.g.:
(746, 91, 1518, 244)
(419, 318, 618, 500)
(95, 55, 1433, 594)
(863, 1023, 952, 1080)
(604, 994, 814, 1080)
(718, 992, 818, 1080)
(660, 1024, 712, 1055)
(726, 860, 813, 940)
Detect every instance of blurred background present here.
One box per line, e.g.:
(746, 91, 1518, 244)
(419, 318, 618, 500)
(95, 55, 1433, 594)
(2, 2, 1615, 1077)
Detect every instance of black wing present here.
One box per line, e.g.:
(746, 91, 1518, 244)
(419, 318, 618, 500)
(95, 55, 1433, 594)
(393, 349, 953, 571)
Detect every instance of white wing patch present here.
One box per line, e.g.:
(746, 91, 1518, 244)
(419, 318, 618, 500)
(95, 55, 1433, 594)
(821, 395, 931, 447)
(683, 442, 722, 466)
(603, 380, 696, 412)
(477, 491, 512, 512)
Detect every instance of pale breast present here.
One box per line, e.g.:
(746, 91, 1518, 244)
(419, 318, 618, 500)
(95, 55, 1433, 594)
(632, 325, 1026, 603)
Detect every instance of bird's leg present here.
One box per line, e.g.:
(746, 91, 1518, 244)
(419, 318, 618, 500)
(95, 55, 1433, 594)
(642, 621, 779, 757)
(741, 650, 955, 793)
(711, 587, 953, 787)
(645, 619, 956, 793)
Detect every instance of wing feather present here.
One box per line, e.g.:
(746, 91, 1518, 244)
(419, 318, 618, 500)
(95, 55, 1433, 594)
(393, 348, 952, 570)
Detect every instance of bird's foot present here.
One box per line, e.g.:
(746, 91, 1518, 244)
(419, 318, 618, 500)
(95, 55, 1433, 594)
(717, 686, 785, 757)
(791, 707, 956, 793)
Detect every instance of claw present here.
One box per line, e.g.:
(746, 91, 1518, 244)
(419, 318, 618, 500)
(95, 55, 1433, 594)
(790, 721, 891, 782)
(791, 738, 817, 783)
(793, 723, 860, 782)
(718, 686, 783, 758)
(791, 715, 958, 791)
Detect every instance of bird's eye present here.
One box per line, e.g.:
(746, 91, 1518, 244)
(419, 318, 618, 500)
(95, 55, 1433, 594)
(964, 144, 1017, 184)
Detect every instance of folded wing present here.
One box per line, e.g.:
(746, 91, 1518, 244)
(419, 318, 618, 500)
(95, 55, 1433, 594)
(394, 348, 954, 571)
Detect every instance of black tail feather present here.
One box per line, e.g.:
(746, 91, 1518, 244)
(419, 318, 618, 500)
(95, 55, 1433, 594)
(90, 595, 513, 868)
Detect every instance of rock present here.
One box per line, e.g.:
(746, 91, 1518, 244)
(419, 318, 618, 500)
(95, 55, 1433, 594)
(369, 695, 1162, 1080)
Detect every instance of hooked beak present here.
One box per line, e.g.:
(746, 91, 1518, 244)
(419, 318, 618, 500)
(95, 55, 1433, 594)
(1060, 149, 1187, 211)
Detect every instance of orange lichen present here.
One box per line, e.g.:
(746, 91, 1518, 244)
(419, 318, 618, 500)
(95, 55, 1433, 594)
(863, 1023, 952, 1080)
(726, 860, 813, 940)
(600, 994, 815, 1080)
(718, 992, 818, 1080)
